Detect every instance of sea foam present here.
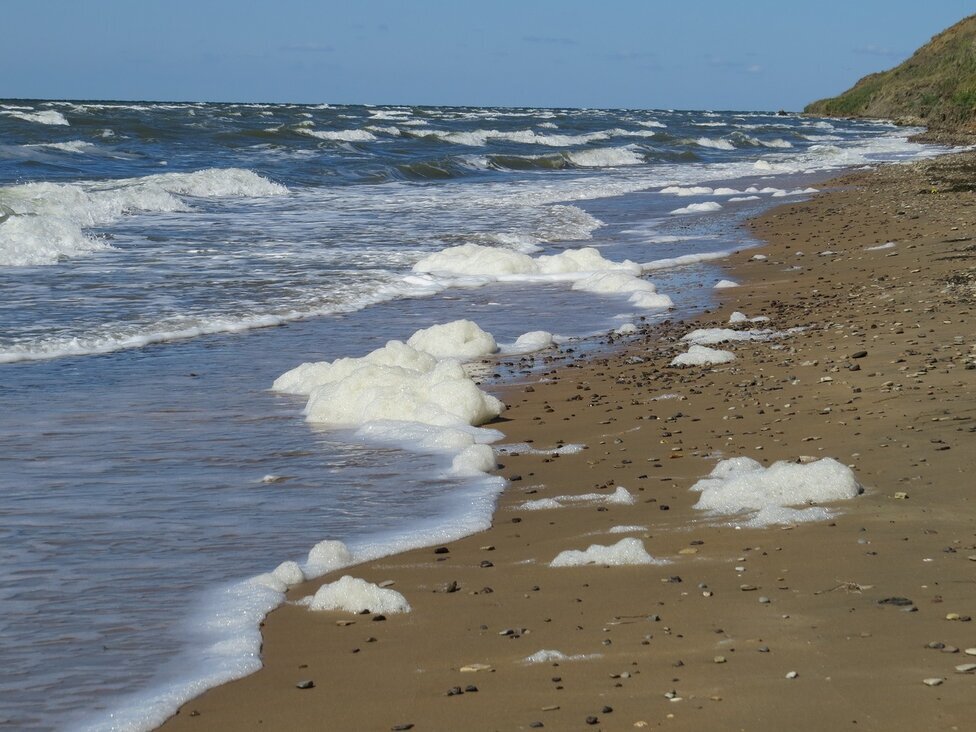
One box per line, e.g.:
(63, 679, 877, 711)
(691, 457, 862, 526)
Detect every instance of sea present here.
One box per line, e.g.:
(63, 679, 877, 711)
(0, 99, 940, 731)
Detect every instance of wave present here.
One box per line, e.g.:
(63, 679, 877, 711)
(695, 137, 735, 150)
(486, 145, 646, 170)
(25, 140, 97, 153)
(0, 214, 113, 267)
(0, 168, 287, 267)
(2, 109, 69, 126)
(298, 128, 378, 142)
(418, 128, 612, 147)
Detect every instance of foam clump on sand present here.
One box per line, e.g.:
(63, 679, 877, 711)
(713, 279, 738, 289)
(550, 537, 662, 567)
(670, 344, 735, 367)
(405, 320, 497, 360)
(273, 321, 503, 430)
(691, 456, 862, 525)
(670, 201, 723, 215)
(502, 330, 555, 355)
(520, 485, 635, 511)
(729, 311, 770, 324)
(571, 271, 673, 308)
(303, 576, 411, 614)
(614, 323, 638, 335)
(607, 524, 648, 534)
(413, 244, 641, 278)
(412, 244, 673, 309)
(496, 442, 585, 456)
(681, 327, 785, 346)
(304, 540, 354, 578)
(272, 340, 437, 396)
(522, 650, 601, 664)
(301, 359, 502, 428)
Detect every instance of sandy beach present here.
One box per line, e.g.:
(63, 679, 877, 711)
(159, 151, 975, 731)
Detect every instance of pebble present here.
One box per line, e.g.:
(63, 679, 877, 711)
(758, 596, 771, 604)
(877, 597, 913, 607)
(295, 679, 314, 689)
(529, 723, 544, 729)
(954, 663, 976, 673)
(965, 648, 976, 656)
(460, 663, 492, 672)
(585, 716, 599, 725)
(740, 584, 758, 591)
(923, 678, 945, 687)
(391, 725, 414, 731)
(785, 671, 798, 679)
(714, 655, 727, 664)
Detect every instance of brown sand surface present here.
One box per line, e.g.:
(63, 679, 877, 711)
(159, 153, 975, 731)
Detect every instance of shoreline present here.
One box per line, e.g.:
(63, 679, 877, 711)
(159, 151, 975, 731)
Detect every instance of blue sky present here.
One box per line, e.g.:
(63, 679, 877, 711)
(4, 1, 973, 110)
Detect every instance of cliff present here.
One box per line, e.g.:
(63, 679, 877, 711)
(805, 15, 976, 132)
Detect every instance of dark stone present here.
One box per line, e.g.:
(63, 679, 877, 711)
(586, 716, 599, 725)
(877, 597, 914, 607)
(391, 725, 414, 731)
(852, 351, 868, 358)
(434, 546, 450, 554)
(602, 706, 613, 713)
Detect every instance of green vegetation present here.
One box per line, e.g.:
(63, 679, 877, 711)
(805, 15, 976, 131)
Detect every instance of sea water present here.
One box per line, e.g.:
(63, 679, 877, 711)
(0, 100, 940, 730)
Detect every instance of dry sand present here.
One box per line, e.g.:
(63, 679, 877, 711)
(159, 152, 976, 731)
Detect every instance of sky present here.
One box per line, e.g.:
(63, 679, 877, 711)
(4, 0, 974, 111)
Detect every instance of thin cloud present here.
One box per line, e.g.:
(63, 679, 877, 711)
(281, 42, 335, 53)
(523, 35, 578, 46)
(854, 44, 907, 59)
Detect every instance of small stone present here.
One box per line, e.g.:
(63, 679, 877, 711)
(923, 677, 944, 687)
(434, 546, 450, 554)
(785, 671, 798, 679)
(529, 723, 544, 729)
(965, 648, 976, 656)
(460, 663, 492, 672)
(926, 641, 945, 649)
(893, 492, 909, 500)
(758, 646, 770, 653)
(946, 613, 961, 621)
(446, 686, 463, 696)
(878, 597, 913, 607)
(602, 706, 614, 714)
(541, 705, 560, 711)
(852, 351, 868, 359)
(941, 646, 959, 654)
(758, 596, 771, 604)
(391, 725, 414, 731)
(714, 655, 727, 664)
(295, 679, 314, 689)
(586, 716, 599, 725)
(740, 584, 758, 592)
(954, 663, 976, 673)
(465, 685, 478, 692)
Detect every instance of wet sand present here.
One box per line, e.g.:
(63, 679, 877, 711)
(159, 152, 976, 731)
